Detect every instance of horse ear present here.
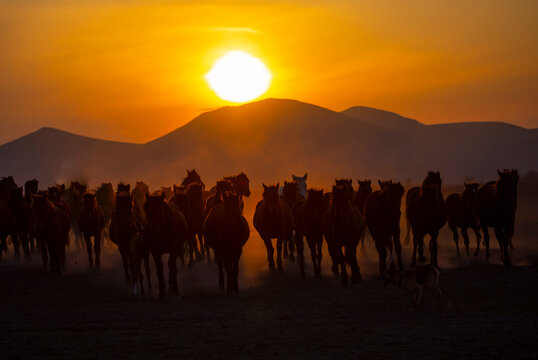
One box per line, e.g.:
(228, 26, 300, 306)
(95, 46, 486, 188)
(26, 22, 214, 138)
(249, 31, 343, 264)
(378, 180, 382, 186)
(304, 173, 307, 180)
(263, 184, 268, 190)
(276, 182, 280, 189)
(497, 169, 502, 177)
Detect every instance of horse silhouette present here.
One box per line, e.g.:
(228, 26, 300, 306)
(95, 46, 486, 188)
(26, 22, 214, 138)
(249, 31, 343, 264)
(405, 171, 447, 269)
(322, 183, 364, 287)
(171, 186, 199, 267)
(292, 173, 308, 198)
(24, 179, 39, 252)
(0, 180, 16, 260)
(303, 188, 326, 278)
(446, 183, 481, 257)
(354, 180, 372, 214)
(96, 183, 114, 240)
(204, 180, 232, 218)
(30, 193, 70, 274)
(364, 181, 405, 277)
(117, 183, 131, 195)
(62, 181, 87, 246)
(78, 193, 105, 267)
(144, 192, 188, 298)
(181, 169, 205, 190)
(253, 183, 294, 272)
(8, 187, 31, 259)
(110, 193, 151, 294)
(281, 180, 307, 277)
(203, 191, 249, 292)
(477, 169, 519, 266)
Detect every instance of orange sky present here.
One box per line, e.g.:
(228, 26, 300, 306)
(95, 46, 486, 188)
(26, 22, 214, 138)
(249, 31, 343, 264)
(1, 0, 537, 144)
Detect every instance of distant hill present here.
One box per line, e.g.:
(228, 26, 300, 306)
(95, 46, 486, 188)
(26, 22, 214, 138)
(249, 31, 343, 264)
(0, 98, 536, 189)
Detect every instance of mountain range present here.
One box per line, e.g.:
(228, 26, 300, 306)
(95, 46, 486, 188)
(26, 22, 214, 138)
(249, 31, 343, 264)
(1, 98, 536, 188)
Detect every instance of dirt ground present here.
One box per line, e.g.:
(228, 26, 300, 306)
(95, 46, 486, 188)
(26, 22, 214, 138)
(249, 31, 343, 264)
(1, 186, 538, 359)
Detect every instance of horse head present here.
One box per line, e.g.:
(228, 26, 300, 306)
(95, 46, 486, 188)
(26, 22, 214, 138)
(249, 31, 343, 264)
(292, 173, 307, 197)
(358, 179, 372, 193)
(234, 172, 251, 197)
(378, 179, 392, 190)
(306, 188, 324, 211)
(24, 179, 39, 199)
(223, 191, 241, 216)
(262, 183, 280, 212)
(47, 186, 63, 203)
(282, 181, 299, 201)
(83, 193, 97, 210)
(496, 169, 519, 208)
(117, 183, 131, 195)
(144, 192, 167, 227)
(422, 171, 442, 191)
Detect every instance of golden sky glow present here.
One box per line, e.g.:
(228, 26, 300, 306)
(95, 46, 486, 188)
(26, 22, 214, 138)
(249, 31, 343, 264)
(0, 0, 537, 144)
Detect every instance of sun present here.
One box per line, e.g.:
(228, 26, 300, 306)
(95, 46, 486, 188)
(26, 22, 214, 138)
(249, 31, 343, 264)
(205, 50, 272, 103)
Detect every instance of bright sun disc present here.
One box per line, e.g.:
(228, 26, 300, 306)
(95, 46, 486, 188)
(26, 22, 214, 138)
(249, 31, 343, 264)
(205, 50, 272, 103)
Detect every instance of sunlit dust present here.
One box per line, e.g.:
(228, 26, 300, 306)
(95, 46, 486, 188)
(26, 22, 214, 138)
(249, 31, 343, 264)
(205, 50, 272, 103)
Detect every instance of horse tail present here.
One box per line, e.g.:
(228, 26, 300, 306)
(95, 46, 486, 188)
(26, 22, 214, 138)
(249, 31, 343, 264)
(404, 216, 411, 245)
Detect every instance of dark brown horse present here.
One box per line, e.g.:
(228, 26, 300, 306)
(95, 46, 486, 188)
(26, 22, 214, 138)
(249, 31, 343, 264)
(144, 192, 188, 298)
(170, 186, 199, 267)
(110, 193, 151, 294)
(8, 187, 31, 259)
(446, 183, 481, 257)
(253, 184, 294, 272)
(96, 182, 114, 239)
(29, 193, 70, 274)
(477, 169, 519, 266)
(78, 193, 105, 267)
(203, 191, 250, 292)
(303, 188, 326, 278)
(322, 183, 364, 287)
(62, 181, 87, 245)
(364, 181, 405, 277)
(181, 169, 205, 190)
(281, 180, 307, 277)
(204, 180, 232, 217)
(354, 180, 372, 214)
(405, 171, 447, 269)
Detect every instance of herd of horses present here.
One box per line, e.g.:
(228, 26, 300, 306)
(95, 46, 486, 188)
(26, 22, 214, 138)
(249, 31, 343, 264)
(0, 168, 519, 296)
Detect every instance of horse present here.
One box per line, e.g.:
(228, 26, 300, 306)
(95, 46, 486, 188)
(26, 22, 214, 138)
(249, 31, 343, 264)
(161, 186, 173, 201)
(281, 180, 307, 277)
(322, 183, 364, 287)
(78, 193, 105, 267)
(303, 188, 326, 278)
(117, 183, 131, 195)
(110, 193, 151, 295)
(253, 183, 294, 272)
(477, 169, 519, 266)
(446, 183, 481, 257)
(144, 192, 188, 298)
(204, 180, 232, 218)
(203, 191, 250, 292)
(96, 183, 114, 240)
(24, 179, 39, 251)
(405, 171, 447, 269)
(364, 181, 405, 277)
(292, 173, 308, 198)
(131, 181, 149, 226)
(8, 187, 31, 259)
(0, 202, 16, 260)
(224, 172, 251, 210)
(181, 169, 205, 190)
(186, 182, 206, 261)
(29, 193, 70, 274)
(62, 181, 87, 245)
(354, 180, 372, 215)
(170, 186, 199, 267)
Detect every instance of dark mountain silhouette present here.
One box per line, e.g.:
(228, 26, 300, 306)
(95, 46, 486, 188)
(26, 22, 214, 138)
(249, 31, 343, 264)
(0, 99, 536, 188)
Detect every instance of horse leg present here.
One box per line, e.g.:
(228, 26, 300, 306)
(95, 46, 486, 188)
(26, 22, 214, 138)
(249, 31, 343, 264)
(84, 233, 93, 267)
(346, 244, 361, 283)
(282, 237, 289, 259)
(276, 238, 284, 272)
(262, 237, 275, 272)
(429, 232, 440, 269)
(233, 258, 240, 293)
(144, 257, 152, 294)
(120, 248, 130, 283)
(316, 237, 323, 278)
(339, 249, 348, 288)
(451, 226, 460, 257)
(461, 227, 470, 256)
(195, 232, 204, 261)
(327, 243, 339, 275)
(168, 253, 179, 296)
(417, 233, 427, 264)
(12, 233, 21, 259)
(188, 235, 196, 267)
(40, 239, 48, 273)
(393, 230, 404, 271)
(130, 254, 141, 296)
(482, 224, 490, 261)
(375, 240, 388, 279)
(217, 254, 225, 289)
(288, 232, 295, 262)
(295, 232, 305, 278)
(153, 254, 166, 298)
(94, 232, 102, 268)
(411, 230, 419, 267)
(473, 226, 481, 257)
(225, 261, 234, 293)
(20, 232, 31, 261)
(307, 238, 318, 278)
